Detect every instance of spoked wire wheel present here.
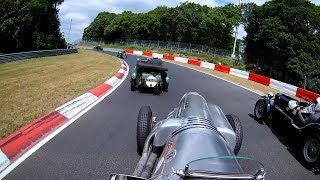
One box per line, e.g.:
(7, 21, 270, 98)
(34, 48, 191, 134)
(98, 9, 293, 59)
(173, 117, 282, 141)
(303, 137, 320, 163)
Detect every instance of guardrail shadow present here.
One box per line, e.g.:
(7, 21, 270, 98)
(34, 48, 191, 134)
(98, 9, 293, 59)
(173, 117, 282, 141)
(248, 114, 320, 175)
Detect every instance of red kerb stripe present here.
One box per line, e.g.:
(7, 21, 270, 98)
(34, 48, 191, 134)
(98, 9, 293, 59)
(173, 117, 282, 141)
(215, 64, 231, 73)
(248, 72, 271, 86)
(296, 88, 320, 101)
(142, 51, 153, 57)
(89, 83, 112, 97)
(124, 49, 134, 54)
(115, 72, 124, 79)
(188, 59, 201, 66)
(163, 54, 174, 61)
(0, 111, 67, 160)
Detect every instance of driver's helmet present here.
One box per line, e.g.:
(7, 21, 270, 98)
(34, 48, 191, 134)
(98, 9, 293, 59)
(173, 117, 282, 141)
(267, 92, 274, 99)
(315, 97, 320, 112)
(288, 100, 298, 110)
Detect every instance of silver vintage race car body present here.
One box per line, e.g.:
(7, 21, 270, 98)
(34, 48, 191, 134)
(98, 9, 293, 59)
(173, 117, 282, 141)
(111, 92, 265, 180)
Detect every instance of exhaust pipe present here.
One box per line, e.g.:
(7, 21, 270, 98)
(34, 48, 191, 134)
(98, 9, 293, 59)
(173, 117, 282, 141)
(133, 132, 156, 176)
(140, 152, 158, 178)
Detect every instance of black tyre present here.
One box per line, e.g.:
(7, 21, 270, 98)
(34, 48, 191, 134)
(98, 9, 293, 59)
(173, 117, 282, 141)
(254, 99, 268, 121)
(131, 80, 136, 91)
(163, 82, 168, 92)
(154, 88, 162, 95)
(226, 114, 243, 155)
(136, 106, 152, 156)
(302, 135, 320, 167)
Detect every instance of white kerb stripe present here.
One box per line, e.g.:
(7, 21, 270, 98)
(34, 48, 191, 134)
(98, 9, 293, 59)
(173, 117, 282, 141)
(105, 76, 121, 87)
(200, 62, 215, 70)
(230, 68, 249, 79)
(121, 64, 126, 68)
(56, 93, 98, 119)
(270, 79, 298, 96)
(0, 149, 10, 172)
(118, 69, 126, 74)
(174, 57, 188, 63)
(76, 46, 93, 50)
(133, 51, 143, 56)
(152, 53, 163, 59)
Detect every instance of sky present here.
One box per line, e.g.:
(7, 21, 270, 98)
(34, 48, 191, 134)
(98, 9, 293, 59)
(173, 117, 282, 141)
(58, 0, 320, 44)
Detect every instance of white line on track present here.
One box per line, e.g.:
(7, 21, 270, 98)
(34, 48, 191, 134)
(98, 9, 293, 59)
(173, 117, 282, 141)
(0, 61, 129, 179)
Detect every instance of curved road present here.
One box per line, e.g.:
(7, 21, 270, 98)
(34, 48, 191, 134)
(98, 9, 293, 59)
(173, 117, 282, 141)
(4, 52, 318, 179)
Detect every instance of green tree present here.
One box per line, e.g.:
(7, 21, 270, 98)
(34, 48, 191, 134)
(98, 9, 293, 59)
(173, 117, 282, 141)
(103, 11, 138, 40)
(200, 4, 240, 49)
(245, 0, 320, 92)
(240, 2, 258, 28)
(0, 0, 65, 53)
(83, 12, 116, 38)
(84, 2, 241, 50)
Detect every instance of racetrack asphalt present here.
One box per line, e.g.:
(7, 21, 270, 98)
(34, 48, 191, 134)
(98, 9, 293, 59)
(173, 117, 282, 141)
(4, 51, 318, 180)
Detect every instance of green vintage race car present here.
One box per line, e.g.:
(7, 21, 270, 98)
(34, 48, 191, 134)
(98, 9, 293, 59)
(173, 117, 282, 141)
(131, 57, 170, 94)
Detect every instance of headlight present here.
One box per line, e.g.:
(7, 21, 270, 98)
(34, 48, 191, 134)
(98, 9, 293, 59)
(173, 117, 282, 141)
(132, 73, 136, 79)
(166, 76, 170, 83)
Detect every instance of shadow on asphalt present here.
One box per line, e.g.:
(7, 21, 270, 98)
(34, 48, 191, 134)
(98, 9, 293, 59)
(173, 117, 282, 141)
(248, 113, 320, 175)
(131, 88, 165, 96)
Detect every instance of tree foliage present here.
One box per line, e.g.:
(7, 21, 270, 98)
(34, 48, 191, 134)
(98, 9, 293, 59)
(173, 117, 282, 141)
(83, 2, 241, 50)
(0, 0, 65, 53)
(244, 0, 320, 92)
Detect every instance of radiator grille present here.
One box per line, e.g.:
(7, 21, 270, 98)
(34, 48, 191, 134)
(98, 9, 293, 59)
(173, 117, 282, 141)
(172, 116, 222, 138)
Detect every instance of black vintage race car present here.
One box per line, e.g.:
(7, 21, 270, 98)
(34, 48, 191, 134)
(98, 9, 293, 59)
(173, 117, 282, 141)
(116, 51, 127, 58)
(93, 45, 103, 51)
(110, 92, 266, 180)
(131, 57, 170, 95)
(254, 92, 320, 167)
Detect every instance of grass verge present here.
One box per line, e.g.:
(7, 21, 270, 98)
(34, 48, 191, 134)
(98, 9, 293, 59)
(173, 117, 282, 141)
(0, 49, 120, 139)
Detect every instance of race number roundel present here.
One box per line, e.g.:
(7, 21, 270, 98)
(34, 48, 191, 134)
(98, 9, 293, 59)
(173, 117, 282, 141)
(146, 75, 157, 87)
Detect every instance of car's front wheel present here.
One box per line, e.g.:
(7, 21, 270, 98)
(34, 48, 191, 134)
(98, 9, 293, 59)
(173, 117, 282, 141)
(254, 99, 268, 121)
(136, 106, 152, 156)
(226, 114, 243, 155)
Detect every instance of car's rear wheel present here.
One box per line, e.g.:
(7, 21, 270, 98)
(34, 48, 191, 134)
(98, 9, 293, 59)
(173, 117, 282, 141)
(254, 99, 268, 121)
(226, 114, 243, 155)
(154, 87, 162, 95)
(136, 106, 152, 156)
(302, 135, 320, 166)
(163, 82, 168, 92)
(131, 80, 136, 91)
(154, 83, 162, 95)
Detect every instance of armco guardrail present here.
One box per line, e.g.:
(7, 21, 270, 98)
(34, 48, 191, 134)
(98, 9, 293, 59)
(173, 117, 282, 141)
(0, 49, 78, 64)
